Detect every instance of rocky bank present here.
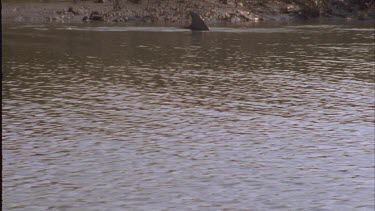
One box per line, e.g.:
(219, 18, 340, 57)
(2, 0, 375, 25)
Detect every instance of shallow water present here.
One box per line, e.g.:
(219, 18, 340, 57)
(2, 21, 375, 210)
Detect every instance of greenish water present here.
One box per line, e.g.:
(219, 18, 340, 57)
(2, 21, 375, 210)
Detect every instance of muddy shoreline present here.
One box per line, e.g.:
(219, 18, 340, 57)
(2, 1, 375, 25)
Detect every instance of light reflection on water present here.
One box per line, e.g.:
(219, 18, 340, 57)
(2, 22, 375, 210)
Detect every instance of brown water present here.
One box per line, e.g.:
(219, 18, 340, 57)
(2, 21, 375, 210)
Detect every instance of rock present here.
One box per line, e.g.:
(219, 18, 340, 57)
(237, 10, 251, 21)
(129, 0, 141, 4)
(89, 11, 104, 21)
(113, 0, 121, 10)
(283, 4, 298, 14)
(114, 17, 128, 22)
(142, 15, 156, 23)
(56, 10, 65, 15)
(358, 13, 370, 20)
(219, 12, 231, 21)
(68, 7, 79, 15)
(230, 16, 241, 23)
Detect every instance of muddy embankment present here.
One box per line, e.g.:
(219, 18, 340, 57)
(2, 0, 375, 25)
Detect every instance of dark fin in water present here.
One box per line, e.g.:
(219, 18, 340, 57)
(184, 11, 210, 31)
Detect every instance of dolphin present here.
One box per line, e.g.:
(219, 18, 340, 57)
(183, 11, 210, 31)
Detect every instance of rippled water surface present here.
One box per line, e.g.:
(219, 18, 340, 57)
(2, 21, 375, 210)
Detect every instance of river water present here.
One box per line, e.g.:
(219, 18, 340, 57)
(2, 21, 374, 210)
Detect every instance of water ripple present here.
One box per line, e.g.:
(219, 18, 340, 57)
(2, 22, 374, 210)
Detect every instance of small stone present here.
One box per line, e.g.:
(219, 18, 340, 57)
(230, 16, 241, 23)
(89, 11, 104, 21)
